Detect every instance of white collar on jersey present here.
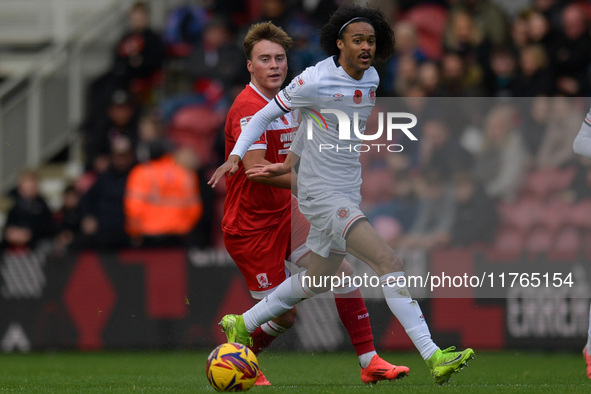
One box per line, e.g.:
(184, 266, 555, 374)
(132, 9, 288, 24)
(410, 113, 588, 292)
(249, 82, 271, 102)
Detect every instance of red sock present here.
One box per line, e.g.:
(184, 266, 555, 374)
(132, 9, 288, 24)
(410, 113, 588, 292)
(249, 321, 288, 355)
(334, 289, 376, 356)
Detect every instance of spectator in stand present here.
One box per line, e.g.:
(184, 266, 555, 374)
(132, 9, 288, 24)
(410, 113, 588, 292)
(562, 155, 591, 204)
(111, 2, 165, 90)
(511, 13, 530, 52)
(185, 17, 249, 95)
(79, 136, 136, 249)
(532, 0, 566, 33)
(484, 47, 517, 97)
(397, 170, 456, 251)
(392, 54, 420, 96)
(443, 171, 498, 247)
(526, 10, 557, 55)
(53, 185, 82, 254)
(439, 52, 484, 96)
(383, 21, 427, 95)
(449, 0, 510, 48)
(82, 89, 140, 170)
(366, 171, 419, 237)
(2, 171, 54, 252)
(546, 4, 591, 96)
(474, 104, 527, 202)
(135, 112, 171, 163)
(444, 11, 490, 78)
(124, 144, 203, 248)
(82, 1, 164, 124)
(419, 119, 473, 181)
(417, 62, 442, 97)
(521, 96, 550, 158)
(536, 97, 583, 169)
(512, 45, 553, 97)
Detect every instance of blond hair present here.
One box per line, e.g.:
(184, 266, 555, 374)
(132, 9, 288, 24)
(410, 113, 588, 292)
(244, 22, 292, 60)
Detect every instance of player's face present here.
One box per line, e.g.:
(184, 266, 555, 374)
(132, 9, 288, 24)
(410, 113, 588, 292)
(247, 40, 288, 94)
(337, 22, 376, 75)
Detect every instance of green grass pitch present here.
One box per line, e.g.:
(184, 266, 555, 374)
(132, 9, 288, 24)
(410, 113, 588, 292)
(0, 351, 590, 393)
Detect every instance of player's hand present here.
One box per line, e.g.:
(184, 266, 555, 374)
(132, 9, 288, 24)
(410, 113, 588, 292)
(208, 155, 240, 188)
(245, 162, 288, 178)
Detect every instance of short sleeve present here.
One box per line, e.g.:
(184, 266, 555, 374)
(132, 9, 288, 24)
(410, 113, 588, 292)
(275, 67, 318, 112)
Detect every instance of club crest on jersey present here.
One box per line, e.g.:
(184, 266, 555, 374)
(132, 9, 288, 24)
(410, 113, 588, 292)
(336, 206, 350, 221)
(369, 87, 376, 103)
(256, 273, 271, 289)
(333, 93, 344, 101)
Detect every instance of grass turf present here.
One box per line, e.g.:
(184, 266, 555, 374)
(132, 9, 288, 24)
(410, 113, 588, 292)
(0, 351, 589, 393)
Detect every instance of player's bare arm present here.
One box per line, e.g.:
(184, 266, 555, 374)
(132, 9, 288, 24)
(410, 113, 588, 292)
(243, 149, 291, 189)
(245, 151, 297, 178)
(208, 154, 240, 188)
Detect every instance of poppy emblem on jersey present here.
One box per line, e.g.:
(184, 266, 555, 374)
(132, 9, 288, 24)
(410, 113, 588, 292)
(369, 87, 376, 103)
(353, 90, 362, 104)
(336, 206, 350, 221)
(256, 273, 271, 289)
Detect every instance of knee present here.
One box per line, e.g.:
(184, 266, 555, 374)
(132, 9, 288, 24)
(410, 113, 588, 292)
(275, 305, 298, 329)
(375, 249, 404, 274)
(336, 259, 355, 277)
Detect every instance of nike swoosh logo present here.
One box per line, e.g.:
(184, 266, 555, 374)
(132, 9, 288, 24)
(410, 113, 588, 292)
(440, 354, 463, 365)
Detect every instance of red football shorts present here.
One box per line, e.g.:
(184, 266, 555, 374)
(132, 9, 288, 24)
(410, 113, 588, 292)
(223, 206, 291, 300)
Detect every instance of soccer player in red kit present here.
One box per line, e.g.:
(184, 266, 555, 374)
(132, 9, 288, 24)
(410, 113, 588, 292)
(222, 21, 408, 385)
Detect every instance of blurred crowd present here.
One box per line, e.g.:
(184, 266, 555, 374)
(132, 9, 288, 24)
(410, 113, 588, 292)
(3, 0, 591, 257)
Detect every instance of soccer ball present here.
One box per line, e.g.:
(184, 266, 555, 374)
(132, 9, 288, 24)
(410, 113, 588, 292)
(206, 343, 259, 392)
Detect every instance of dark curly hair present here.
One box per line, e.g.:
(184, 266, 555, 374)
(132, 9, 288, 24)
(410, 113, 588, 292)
(319, 4, 395, 63)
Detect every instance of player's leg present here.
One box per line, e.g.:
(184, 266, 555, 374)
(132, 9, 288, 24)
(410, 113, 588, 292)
(222, 228, 296, 355)
(584, 302, 591, 378)
(345, 219, 474, 384)
(294, 251, 407, 381)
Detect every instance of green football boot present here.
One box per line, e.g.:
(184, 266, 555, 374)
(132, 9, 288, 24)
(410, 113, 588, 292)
(426, 346, 475, 385)
(219, 314, 253, 347)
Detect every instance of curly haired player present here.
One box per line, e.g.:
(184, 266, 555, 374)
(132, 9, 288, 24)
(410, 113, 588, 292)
(220, 20, 410, 385)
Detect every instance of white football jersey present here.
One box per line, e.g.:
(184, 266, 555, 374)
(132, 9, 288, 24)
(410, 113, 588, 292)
(275, 56, 379, 199)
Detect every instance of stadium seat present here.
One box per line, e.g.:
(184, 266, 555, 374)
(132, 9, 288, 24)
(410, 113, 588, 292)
(548, 225, 580, 261)
(567, 198, 591, 229)
(497, 198, 542, 235)
(487, 227, 524, 260)
(167, 105, 224, 167)
(402, 4, 448, 60)
(537, 199, 569, 235)
(552, 166, 576, 192)
(524, 227, 552, 260)
(522, 169, 556, 200)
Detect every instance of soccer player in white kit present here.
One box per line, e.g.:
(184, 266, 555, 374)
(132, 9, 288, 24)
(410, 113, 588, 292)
(572, 107, 591, 379)
(209, 5, 475, 385)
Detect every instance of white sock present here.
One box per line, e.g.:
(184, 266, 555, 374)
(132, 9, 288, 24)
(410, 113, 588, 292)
(359, 351, 377, 368)
(261, 320, 288, 337)
(381, 272, 439, 361)
(587, 304, 591, 353)
(243, 272, 316, 333)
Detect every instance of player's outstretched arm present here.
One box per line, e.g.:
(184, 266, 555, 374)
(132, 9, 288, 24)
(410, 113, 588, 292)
(208, 154, 240, 188)
(245, 151, 294, 178)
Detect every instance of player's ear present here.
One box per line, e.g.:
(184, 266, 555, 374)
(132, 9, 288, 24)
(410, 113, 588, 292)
(337, 38, 345, 51)
(247, 60, 253, 73)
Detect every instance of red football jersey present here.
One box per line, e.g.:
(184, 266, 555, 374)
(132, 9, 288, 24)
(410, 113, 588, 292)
(222, 83, 295, 235)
